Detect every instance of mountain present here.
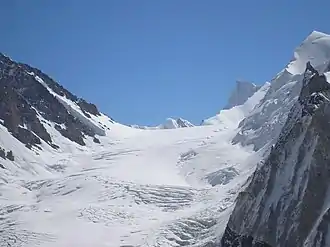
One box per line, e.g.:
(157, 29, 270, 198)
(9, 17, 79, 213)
(0, 52, 258, 246)
(233, 31, 330, 153)
(201, 82, 269, 128)
(2, 30, 330, 247)
(130, 117, 194, 129)
(220, 31, 330, 247)
(160, 117, 195, 129)
(221, 60, 330, 247)
(0, 52, 113, 151)
(224, 80, 261, 110)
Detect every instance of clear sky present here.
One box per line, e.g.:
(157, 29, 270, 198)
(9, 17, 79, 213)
(1, 1, 329, 126)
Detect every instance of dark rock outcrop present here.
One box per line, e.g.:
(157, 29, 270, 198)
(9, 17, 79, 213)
(19, 63, 101, 117)
(0, 145, 14, 162)
(77, 99, 100, 116)
(0, 53, 105, 147)
(93, 137, 100, 144)
(0, 84, 52, 147)
(6, 151, 14, 161)
(0, 147, 6, 159)
(221, 63, 330, 247)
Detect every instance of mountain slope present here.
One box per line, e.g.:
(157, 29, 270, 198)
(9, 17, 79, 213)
(221, 61, 330, 246)
(0, 53, 261, 247)
(0, 53, 114, 150)
(233, 31, 330, 153)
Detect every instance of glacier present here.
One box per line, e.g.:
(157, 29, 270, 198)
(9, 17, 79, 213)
(1, 30, 330, 247)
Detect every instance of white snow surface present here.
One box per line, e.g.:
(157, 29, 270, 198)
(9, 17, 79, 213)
(0, 97, 261, 246)
(287, 31, 330, 75)
(202, 82, 270, 127)
(325, 71, 330, 83)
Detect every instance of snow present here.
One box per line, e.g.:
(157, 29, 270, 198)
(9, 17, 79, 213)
(232, 68, 305, 151)
(162, 118, 184, 129)
(131, 117, 194, 130)
(202, 82, 270, 127)
(0, 108, 260, 246)
(0, 60, 271, 246)
(34, 74, 108, 136)
(287, 31, 330, 75)
(325, 71, 330, 83)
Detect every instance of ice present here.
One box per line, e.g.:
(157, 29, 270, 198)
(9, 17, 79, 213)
(0, 112, 259, 246)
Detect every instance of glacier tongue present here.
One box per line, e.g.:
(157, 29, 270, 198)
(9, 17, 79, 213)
(0, 122, 260, 247)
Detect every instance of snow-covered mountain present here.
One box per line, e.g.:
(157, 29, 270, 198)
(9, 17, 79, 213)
(233, 31, 330, 154)
(2, 30, 330, 247)
(1, 51, 261, 247)
(224, 80, 261, 110)
(221, 31, 330, 247)
(201, 82, 269, 128)
(131, 117, 194, 130)
(0, 52, 112, 150)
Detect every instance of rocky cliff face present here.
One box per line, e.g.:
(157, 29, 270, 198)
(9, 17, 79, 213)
(0, 53, 106, 149)
(221, 62, 330, 247)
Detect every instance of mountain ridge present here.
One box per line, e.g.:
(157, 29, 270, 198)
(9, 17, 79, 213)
(130, 117, 195, 130)
(0, 52, 115, 149)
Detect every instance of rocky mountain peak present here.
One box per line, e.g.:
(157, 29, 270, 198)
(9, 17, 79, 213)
(300, 62, 330, 115)
(0, 52, 107, 150)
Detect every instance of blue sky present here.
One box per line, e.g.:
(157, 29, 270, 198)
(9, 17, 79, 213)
(1, 1, 329, 125)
